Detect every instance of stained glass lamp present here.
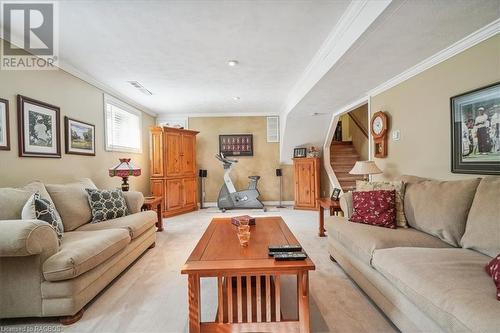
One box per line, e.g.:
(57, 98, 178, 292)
(109, 158, 141, 191)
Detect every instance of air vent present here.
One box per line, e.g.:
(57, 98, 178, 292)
(127, 81, 153, 96)
(267, 116, 279, 143)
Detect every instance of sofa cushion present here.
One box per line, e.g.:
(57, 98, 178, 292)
(43, 229, 130, 281)
(356, 180, 407, 227)
(45, 179, 97, 231)
(0, 188, 33, 220)
(460, 176, 500, 257)
(350, 190, 396, 229)
(325, 216, 450, 265)
(372, 248, 500, 333)
(404, 178, 481, 246)
(75, 210, 157, 239)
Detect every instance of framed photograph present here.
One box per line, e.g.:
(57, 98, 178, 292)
(451, 82, 500, 175)
(293, 147, 307, 158)
(18, 95, 61, 158)
(0, 98, 10, 150)
(331, 188, 341, 201)
(65, 116, 95, 156)
(219, 134, 253, 156)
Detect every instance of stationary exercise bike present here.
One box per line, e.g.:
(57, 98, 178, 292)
(215, 153, 264, 211)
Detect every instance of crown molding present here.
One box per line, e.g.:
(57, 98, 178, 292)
(368, 18, 500, 97)
(281, 0, 392, 117)
(279, 0, 391, 156)
(57, 60, 158, 117)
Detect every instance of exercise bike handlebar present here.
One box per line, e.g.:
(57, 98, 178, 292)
(215, 152, 238, 164)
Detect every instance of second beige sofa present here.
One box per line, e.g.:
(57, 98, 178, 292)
(326, 176, 500, 333)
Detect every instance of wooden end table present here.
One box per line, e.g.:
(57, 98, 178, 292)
(181, 217, 315, 333)
(317, 198, 343, 237)
(142, 196, 163, 232)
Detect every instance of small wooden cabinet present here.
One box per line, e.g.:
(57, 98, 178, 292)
(150, 127, 199, 217)
(293, 157, 321, 210)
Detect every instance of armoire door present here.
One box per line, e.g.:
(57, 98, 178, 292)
(165, 132, 181, 176)
(150, 129, 164, 177)
(181, 134, 196, 175)
(166, 179, 183, 211)
(295, 159, 315, 208)
(183, 177, 197, 207)
(150, 179, 165, 210)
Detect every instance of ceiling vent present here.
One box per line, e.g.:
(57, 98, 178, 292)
(127, 81, 153, 96)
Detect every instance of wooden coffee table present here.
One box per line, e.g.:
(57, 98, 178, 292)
(181, 217, 315, 333)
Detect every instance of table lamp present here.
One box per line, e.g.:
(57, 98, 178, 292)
(349, 160, 382, 181)
(109, 158, 141, 191)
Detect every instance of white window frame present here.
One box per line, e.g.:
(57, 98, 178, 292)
(104, 94, 143, 153)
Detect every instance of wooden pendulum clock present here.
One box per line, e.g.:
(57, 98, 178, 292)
(371, 111, 389, 158)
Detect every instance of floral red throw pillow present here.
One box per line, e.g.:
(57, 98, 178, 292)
(485, 254, 500, 301)
(350, 190, 396, 229)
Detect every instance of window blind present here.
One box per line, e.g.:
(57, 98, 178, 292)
(104, 95, 142, 153)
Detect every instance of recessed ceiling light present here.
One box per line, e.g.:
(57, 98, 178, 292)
(233, 96, 240, 101)
(227, 60, 239, 67)
(311, 112, 327, 116)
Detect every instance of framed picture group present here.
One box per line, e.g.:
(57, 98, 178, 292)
(219, 134, 253, 156)
(0, 94, 96, 158)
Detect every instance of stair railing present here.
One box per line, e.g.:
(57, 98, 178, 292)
(347, 112, 368, 138)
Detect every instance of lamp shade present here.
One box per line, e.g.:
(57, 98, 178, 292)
(109, 158, 141, 178)
(349, 160, 382, 175)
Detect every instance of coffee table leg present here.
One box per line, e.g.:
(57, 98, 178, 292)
(298, 271, 310, 333)
(156, 203, 163, 231)
(318, 207, 326, 237)
(188, 274, 201, 333)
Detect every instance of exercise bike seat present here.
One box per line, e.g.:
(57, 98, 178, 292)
(248, 176, 260, 181)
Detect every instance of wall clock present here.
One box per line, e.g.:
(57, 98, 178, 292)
(371, 111, 389, 158)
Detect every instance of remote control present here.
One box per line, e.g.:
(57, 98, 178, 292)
(268, 251, 302, 257)
(268, 244, 302, 252)
(274, 252, 307, 261)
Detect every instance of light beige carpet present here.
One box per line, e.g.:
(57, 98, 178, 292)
(0, 208, 397, 333)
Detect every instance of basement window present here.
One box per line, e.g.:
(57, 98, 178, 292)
(104, 95, 142, 153)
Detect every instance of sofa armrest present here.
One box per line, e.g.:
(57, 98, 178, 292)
(0, 220, 59, 257)
(123, 191, 145, 214)
(340, 192, 353, 218)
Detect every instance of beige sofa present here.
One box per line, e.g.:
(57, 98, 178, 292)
(0, 179, 157, 323)
(326, 175, 500, 333)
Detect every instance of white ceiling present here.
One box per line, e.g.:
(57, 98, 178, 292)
(57, 0, 350, 115)
(280, 0, 500, 162)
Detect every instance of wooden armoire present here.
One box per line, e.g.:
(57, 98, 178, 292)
(150, 126, 199, 217)
(293, 157, 320, 210)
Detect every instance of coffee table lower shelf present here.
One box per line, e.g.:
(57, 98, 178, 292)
(187, 271, 309, 333)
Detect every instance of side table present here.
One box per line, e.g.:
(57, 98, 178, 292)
(317, 198, 343, 237)
(142, 196, 163, 232)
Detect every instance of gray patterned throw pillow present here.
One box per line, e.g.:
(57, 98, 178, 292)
(22, 192, 64, 241)
(86, 189, 128, 223)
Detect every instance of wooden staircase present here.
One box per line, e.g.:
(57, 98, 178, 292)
(330, 141, 364, 191)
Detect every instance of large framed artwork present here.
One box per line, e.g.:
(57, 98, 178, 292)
(18, 95, 61, 158)
(451, 82, 500, 175)
(64, 116, 95, 156)
(219, 134, 253, 156)
(0, 98, 10, 150)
